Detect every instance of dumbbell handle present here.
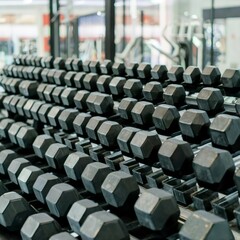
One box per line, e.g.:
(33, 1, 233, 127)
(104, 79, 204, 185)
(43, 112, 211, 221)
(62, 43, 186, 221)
(186, 94, 238, 113)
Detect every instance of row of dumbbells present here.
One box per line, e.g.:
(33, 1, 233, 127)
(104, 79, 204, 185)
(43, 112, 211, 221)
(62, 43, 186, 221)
(2, 58, 240, 193)
(2, 112, 240, 200)
(1, 97, 239, 236)
(5, 55, 240, 90)
(3, 58, 240, 104)
(0, 122, 237, 240)
(3, 86, 240, 157)
(1, 55, 240, 238)
(3, 59, 240, 149)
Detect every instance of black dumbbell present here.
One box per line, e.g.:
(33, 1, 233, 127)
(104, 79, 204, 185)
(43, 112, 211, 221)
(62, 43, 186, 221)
(209, 114, 240, 152)
(158, 138, 194, 178)
(179, 210, 234, 240)
(0, 191, 35, 231)
(134, 188, 180, 234)
(193, 146, 236, 192)
(80, 210, 130, 240)
(143, 81, 164, 103)
(20, 212, 61, 240)
(67, 199, 102, 235)
(152, 104, 180, 134)
(179, 109, 211, 143)
(117, 126, 162, 165)
(101, 170, 140, 208)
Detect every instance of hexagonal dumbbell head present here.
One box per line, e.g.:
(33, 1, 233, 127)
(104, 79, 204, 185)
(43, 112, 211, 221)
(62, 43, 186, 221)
(33, 173, 61, 204)
(32, 135, 55, 159)
(96, 75, 112, 93)
(19, 80, 38, 98)
(123, 79, 143, 99)
(143, 81, 163, 103)
(72, 58, 83, 71)
(45, 143, 71, 170)
(125, 63, 139, 77)
(0, 149, 18, 175)
(0, 180, 7, 195)
(47, 106, 65, 127)
(109, 77, 127, 97)
(89, 61, 101, 74)
(82, 60, 90, 72)
(81, 162, 112, 194)
(8, 122, 26, 144)
(20, 213, 61, 240)
(0, 192, 34, 231)
(179, 109, 210, 143)
(131, 101, 154, 126)
(101, 171, 140, 208)
(74, 90, 90, 111)
(137, 63, 151, 80)
(65, 57, 75, 70)
(73, 113, 91, 138)
(158, 139, 194, 177)
(37, 103, 52, 124)
(46, 183, 80, 217)
(97, 121, 122, 149)
(52, 86, 64, 104)
(167, 65, 184, 82)
(117, 127, 140, 156)
(0, 118, 14, 139)
(151, 64, 168, 81)
(183, 66, 201, 84)
(179, 210, 234, 240)
(134, 188, 180, 231)
(85, 92, 98, 113)
(67, 199, 102, 235)
(152, 104, 180, 134)
(118, 97, 137, 121)
(53, 57, 65, 70)
(58, 108, 78, 132)
(197, 87, 224, 113)
(221, 68, 240, 88)
(163, 84, 186, 106)
(74, 72, 85, 89)
(130, 130, 162, 165)
(112, 62, 126, 76)
(64, 152, 92, 181)
(93, 92, 114, 115)
(83, 73, 98, 91)
(16, 126, 38, 149)
(201, 66, 221, 86)
(80, 211, 129, 240)
(210, 114, 240, 152)
(53, 70, 67, 85)
(100, 60, 113, 75)
(18, 166, 44, 194)
(49, 232, 76, 240)
(193, 146, 235, 191)
(60, 87, 77, 107)
(8, 158, 31, 184)
(64, 71, 76, 87)
(86, 116, 106, 143)
(43, 55, 53, 68)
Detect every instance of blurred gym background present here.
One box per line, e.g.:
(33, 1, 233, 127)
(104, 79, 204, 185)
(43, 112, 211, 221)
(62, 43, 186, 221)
(0, 0, 240, 72)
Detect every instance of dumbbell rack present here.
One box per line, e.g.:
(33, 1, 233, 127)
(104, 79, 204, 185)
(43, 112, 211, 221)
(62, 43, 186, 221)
(0, 55, 240, 239)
